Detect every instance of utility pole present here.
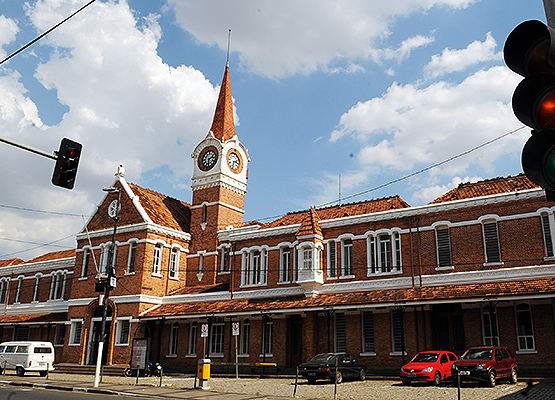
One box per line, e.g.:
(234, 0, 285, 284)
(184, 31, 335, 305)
(93, 186, 121, 387)
(544, 0, 555, 28)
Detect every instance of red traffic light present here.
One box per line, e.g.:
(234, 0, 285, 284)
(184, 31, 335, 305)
(504, 20, 555, 76)
(51, 138, 82, 189)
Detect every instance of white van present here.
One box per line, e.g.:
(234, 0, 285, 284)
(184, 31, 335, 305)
(0, 341, 55, 376)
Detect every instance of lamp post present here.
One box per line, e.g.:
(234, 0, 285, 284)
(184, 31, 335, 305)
(94, 186, 121, 387)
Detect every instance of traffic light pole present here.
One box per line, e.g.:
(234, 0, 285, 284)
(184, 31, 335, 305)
(544, 0, 555, 28)
(0, 136, 57, 160)
(93, 187, 120, 388)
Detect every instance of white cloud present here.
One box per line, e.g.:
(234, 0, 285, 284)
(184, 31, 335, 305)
(0, 15, 19, 60)
(411, 175, 482, 204)
(329, 65, 526, 196)
(424, 32, 500, 78)
(0, 0, 222, 258)
(371, 35, 435, 64)
(168, 0, 475, 78)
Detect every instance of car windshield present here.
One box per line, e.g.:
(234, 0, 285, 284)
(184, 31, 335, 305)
(412, 353, 439, 363)
(461, 349, 493, 360)
(309, 354, 337, 363)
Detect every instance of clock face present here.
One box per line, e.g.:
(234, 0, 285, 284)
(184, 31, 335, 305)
(228, 152, 240, 170)
(108, 200, 120, 218)
(226, 149, 243, 173)
(198, 146, 218, 171)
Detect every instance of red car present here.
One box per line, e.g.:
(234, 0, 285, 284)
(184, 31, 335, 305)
(400, 351, 458, 386)
(451, 346, 518, 387)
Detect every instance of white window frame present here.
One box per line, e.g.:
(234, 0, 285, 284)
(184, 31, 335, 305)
(239, 319, 250, 356)
(541, 213, 555, 259)
(81, 248, 91, 278)
(515, 304, 536, 353)
(435, 226, 453, 269)
(482, 306, 500, 346)
(241, 248, 268, 287)
(115, 317, 131, 346)
(69, 319, 83, 346)
(49, 271, 67, 300)
(209, 320, 225, 357)
(279, 247, 291, 283)
(341, 239, 354, 277)
(14, 276, 23, 304)
(33, 274, 42, 302)
(187, 322, 198, 356)
(169, 322, 179, 356)
(261, 318, 273, 357)
(127, 241, 137, 274)
(367, 231, 402, 275)
(169, 247, 180, 279)
(54, 325, 66, 346)
(153, 243, 163, 276)
(327, 240, 337, 278)
(482, 220, 502, 265)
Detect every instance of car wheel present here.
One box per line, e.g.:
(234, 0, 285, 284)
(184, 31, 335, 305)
(39, 371, 47, 377)
(509, 367, 517, 384)
(16, 366, 25, 377)
(359, 369, 366, 381)
(452, 378, 459, 387)
(308, 377, 316, 384)
(402, 380, 411, 386)
(335, 371, 343, 384)
(434, 371, 441, 386)
(488, 370, 496, 387)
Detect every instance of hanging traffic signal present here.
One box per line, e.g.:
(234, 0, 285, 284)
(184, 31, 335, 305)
(51, 138, 82, 189)
(504, 20, 555, 200)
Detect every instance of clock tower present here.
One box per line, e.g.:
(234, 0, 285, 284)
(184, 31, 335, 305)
(189, 62, 249, 283)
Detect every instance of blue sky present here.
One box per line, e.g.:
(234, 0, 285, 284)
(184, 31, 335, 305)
(0, 0, 545, 259)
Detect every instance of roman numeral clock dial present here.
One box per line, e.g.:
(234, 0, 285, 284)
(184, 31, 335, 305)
(198, 146, 218, 171)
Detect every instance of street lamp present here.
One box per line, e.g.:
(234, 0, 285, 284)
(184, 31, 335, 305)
(94, 186, 121, 388)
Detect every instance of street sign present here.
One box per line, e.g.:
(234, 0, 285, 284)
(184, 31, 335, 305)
(232, 322, 240, 336)
(201, 323, 209, 337)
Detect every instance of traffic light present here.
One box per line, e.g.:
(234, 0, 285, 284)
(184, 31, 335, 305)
(51, 138, 82, 189)
(504, 20, 555, 200)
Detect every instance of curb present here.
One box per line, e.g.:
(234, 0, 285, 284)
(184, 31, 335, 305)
(2, 379, 121, 396)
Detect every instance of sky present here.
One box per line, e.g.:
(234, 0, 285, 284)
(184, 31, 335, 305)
(0, 0, 546, 260)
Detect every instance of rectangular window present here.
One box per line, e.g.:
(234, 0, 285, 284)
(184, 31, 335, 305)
(82, 249, 90, 278)
(394, 233, 401, 270)
(54, 325, 66, 346)
(14, 326, 29, 341)
(239, 320, 250, 355)
(436, 227, 452, 268)
(0, 280, 7, 304)
(334, 313, 346, 352)
(210, 321, 225, 356)
(169, 323, 179, 355)
(368, 237, 376, 274)
(169, 248, 179, 279)
(153, 244, 162, 274)
(482, 306, 499, 346)
(262, 319, 273, 356)
(220, 247, 228, 272)
(15, 279, 22, 303)
(483, 222, 501, 263)
(127, 242, 137, 273)
(303, 248, 313, 270)
(342, 239, 353, 276)
(116, 319, 130, 345)
(362, 311, 375, 354)
(280, 248, 290, 282)
(33, 276, 41, 302)
(328, 241, 337, 278)
(70, 321, 83, 345)
(379, 235, 392, 272)
(391, 309, 405, 353)
(541, 214, 554, 257)
(252, 251, 260, 284)
(188, 322, 198, 356)
(515, 304, 535, 351)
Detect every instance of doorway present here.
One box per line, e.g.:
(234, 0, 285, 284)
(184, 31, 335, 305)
(287, 315, 303, 367)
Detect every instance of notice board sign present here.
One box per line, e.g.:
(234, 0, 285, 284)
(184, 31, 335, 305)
(131, 338, 148, 369)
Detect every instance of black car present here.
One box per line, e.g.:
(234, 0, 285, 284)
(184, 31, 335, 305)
(298, 353, 366, 384)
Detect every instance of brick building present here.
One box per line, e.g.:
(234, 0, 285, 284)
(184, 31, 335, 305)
(0, 62, 554, 376)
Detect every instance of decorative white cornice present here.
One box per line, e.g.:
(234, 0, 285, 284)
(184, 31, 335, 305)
(76, 222, 190, 242)
(191, 177, 247, 195)
(219, 224, 301, 241)
(1, 300, 69, 316)
(0, 258, 75, 277)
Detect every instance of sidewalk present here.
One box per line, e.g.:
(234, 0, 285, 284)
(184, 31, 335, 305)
(0, 372, 301, 399)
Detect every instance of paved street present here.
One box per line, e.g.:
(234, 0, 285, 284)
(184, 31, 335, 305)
(1, 371, 555, 400)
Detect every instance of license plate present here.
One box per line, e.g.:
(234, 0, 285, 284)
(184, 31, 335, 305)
(308, 372, 316, 376)
(407, 374, 417, 378)
(460, 371, 470, 376)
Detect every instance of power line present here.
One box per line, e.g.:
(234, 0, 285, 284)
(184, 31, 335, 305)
(0, 203, 90, 218)
(0, 0, 98, 67)
(0, 233, 76, 259)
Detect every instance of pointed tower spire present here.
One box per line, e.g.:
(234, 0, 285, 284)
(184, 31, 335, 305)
(208, 62, 236, 141)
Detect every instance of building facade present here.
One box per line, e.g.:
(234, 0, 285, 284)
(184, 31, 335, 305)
(0, 63, 554, 376)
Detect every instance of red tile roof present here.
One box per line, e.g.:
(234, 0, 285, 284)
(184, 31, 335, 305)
(140, 277, 555, 319)
(209, 63, 236, 142)
(261, 196, 410, 229)
(26, 249, 75, 263)
(297, 207, 323, 237)
(0, 312, 67, 325)
(128, 183, 191, 232)
(430, 174, 539, 204)
(0, 258, 25, 268)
